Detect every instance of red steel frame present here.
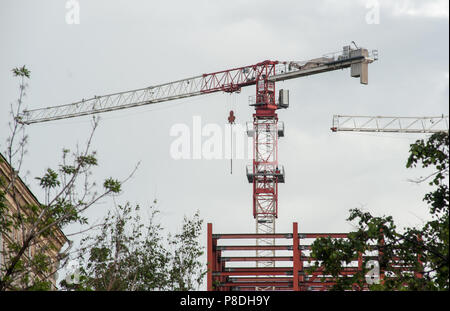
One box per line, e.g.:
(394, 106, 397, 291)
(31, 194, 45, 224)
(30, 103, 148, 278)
(207, 222, 423, 291)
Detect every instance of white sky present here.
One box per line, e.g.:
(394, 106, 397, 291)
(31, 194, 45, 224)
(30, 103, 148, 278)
(0, 0, 448, 289)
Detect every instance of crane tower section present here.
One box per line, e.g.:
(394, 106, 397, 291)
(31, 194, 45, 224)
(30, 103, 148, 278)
(244, 61, 287, 275)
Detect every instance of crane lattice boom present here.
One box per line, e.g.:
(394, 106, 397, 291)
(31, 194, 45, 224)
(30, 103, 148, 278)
(18, 46, 376, 124)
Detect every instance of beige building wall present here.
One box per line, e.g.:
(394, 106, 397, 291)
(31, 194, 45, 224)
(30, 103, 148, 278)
(0, 153, 68, 290)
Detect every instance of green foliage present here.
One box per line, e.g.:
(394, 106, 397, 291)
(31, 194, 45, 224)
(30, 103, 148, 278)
(0, 175, 11, 233)
(35, 168, 60, 189)
(12, 65, 30, 78)
(103, 178, 121, 194)
(310, 132, 449, 291)
(60, 204, 205, 291)
(1, 144, 124, 290)
(168, 211, 205, 290)
(1, 66, 128, 291)
(76, 154, 98, 167)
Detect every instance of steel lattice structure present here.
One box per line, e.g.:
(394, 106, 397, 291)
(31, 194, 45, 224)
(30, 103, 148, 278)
(17, 47, 377, 125)
(252, 68, 280, 290)
(331, 115, 449, 133)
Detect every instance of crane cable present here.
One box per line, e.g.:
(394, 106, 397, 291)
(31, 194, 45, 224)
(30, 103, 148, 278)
(227, 94, 237, 174)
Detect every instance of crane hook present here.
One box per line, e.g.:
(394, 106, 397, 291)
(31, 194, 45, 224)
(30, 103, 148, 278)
(228, 110, 235, 124)
(228, 110, 236, 174)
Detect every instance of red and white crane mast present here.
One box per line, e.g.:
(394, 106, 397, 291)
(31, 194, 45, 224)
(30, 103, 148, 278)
(250, 61, 281, 271)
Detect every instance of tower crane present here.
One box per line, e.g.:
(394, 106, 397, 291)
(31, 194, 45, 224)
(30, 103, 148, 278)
(17, 45, 378, 280)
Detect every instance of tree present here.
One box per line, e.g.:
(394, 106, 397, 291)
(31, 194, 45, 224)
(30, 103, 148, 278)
(60, 203, 205, 291)
(309, 132, 449, 290)
(406, 132, 449, 289)
(0, 66, 125, 290)
(167, 210, 205, 290)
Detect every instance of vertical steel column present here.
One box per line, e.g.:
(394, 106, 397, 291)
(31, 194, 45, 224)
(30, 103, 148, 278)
(298, 227, 304, 290)
(357, 251, 363, 291)
(378, 229, 385, 286)
(415, 234, 424, 279)
(207, 223, 214, 291)
(293, 222, 300, 291)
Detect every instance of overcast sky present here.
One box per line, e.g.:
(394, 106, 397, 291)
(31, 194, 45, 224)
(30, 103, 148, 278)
(1, 0, 448, 288)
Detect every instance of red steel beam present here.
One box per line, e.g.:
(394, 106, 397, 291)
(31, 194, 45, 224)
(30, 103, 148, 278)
(223, 267, 292, 272)
(207, 223, 214, 291)
(220, 256, 292, 262)
(213, 233, 291, 239)
(415, 234, 424, 279)
(216, 245, 291, 251)
(214, 271, 292, 277)
(302, 233, 348, 239)
(228, 276, 292, 284)
(293, 222, 300, 291)
(220, 282, 292, 288)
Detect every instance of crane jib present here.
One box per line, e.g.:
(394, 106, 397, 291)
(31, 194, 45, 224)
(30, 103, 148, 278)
(16, 46, 376, 124)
